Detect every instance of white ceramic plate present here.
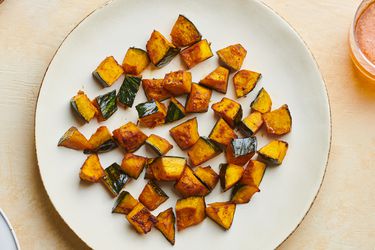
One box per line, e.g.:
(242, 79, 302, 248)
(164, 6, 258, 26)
(35, 0, 331, 249)
(0, 209, 20, 250)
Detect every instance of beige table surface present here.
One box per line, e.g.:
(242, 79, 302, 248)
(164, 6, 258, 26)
(0, 0, 374, 249)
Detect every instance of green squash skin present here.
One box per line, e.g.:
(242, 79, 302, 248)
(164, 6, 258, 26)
(257, 152, 281, 166)
(155, 47, 180, 67)
(201, 136, 223, 154)
(145, 141, 163, 156)
(135, 101, 159, 118)
(117, 75, 142, 107)
(231, 137, 257, 158)
(70, 98, 89, 122)
(101, 163, 129, 196)
(233, 106, 243, 127)
(112, 191, 132, 213)
(219, 164, 228, 190)
(238, 121, 255, 137)
(96, 90, 118, 120)
(148, 180, 169, 199)
(83, 139, 118, 154)
(166, 100, 185, 123)
(92, 71, 110, 87)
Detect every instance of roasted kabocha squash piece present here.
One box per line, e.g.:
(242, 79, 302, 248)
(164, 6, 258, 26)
(176, 196, 205, 231)
(187, 137, 222, 166)
(112, 191, 139, 214)
(239, 111, 264, 136)
(145, 156, 187, 181)
(170, 14, 202, 47)
(226, 137, 257, 166)
(231, 184, 259, 204)
(101, 163, 129, 196)
(79, 154, 105, 182)
(233, 70, 261, 98)
(58, 126, 92, 150)
(139, 181, 169, 211)
(112, 122, 148, 152)
(208, 118, 237, 146)
(240, 160, 266, 187)
(145, 134, 173, 156)
(155, 207, 175, 245)
(251, 87, 272, 113)
(194, 166, 219, 191)
(120, 153, 147, 179)
(216, 44, 247, 71)
(263, 104, 292, 135)
(163, 70, 192, 96)
(257, 140, 288, 165)
(169, 117, 199, 149)
(142, 78, 171, 101)
(136, 100, 167, 128)
(117, 75, 142, 108)
(70, 91, 98, 122)
(206, 202, 236, 230)
(199, 66, 230, 94)
(146, 30, 180, 67)
(211, 97, 243, 127)
(180, 39, 213, 69)
(219, 163, 244, 192)
(174, 166, 209, 198)
(185, 83, 212, 113)
(121, 47, 149, 75)
(166, 97, 186, 123)
(84, 126, 117, 154)
(126, 203, 157, 234)
(92, 56, 123, 87)
(94, 90, 118, 121)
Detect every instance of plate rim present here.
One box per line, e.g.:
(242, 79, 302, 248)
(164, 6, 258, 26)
(33, 0, 332, 248)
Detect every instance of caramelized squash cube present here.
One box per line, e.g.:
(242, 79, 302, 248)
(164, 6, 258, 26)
(126, 203, 156, 234)
(146, 156, 187, 181)
(187, 137, 222, 166)
(176, 196, 205, 231)
(233, 70, 261, 98)
(209, 118, 237, 146)
(79, 154, 105, 182)
(226, 137, 257, 166)
(101, 163, 129, 196)
(166, 97, 186, 123)
(216, 44, 247, 71)
(136, 100, 167, 128)
(117, 75, 142, 108)
(163, 70, 192, 96)
(139, 181, 169, 211)
(112, 122, 147, 152)
(206, 202, 236, 230)
(92, 56, 123, 87)
(211, 97, 243, 127)
(251, 88, 272, 113)
(239, 111, 264, 136)
(146, 30, 180, 67)
(180, 39, 213, 69)
(185, 83, 212, 113)
(58, 126, 92, 151)
(231, 184, 259, 204)
(257, 140, 288, 165)
(142, 78, 171, 101)
(70, 91, 98, 122)
(200, 66, 230, 94)
(263, 104, 292, 135)
(145, 134, 173, 156)
(120, 153, 147, 179)
(194, 166, 219, 191)
(240, 160, 266, 187)
(219, 163, 244, 191)
(174, 166, 209, 198)
(122, 47, 149, 75)
(84, 126, 117, 154)
(170, 15, 202, 47)
(94, 90, 118, 121)
(112, 191, 139, 214)
(169, 117, 199, 150)
(155, 208, 175, 245)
